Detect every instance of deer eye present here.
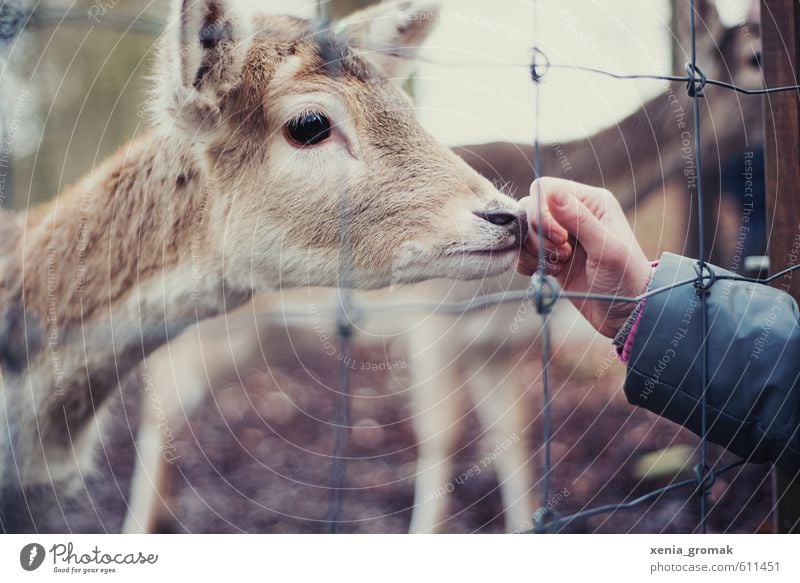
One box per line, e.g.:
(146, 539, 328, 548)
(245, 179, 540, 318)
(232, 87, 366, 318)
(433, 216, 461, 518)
(285, 111, 332, 147)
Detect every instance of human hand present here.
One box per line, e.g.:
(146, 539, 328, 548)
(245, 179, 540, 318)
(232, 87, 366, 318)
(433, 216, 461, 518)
(517, 177, 652, 338)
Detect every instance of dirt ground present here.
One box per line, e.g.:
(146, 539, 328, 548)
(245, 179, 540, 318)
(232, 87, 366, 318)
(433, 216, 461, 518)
(17, 332, 774, 535)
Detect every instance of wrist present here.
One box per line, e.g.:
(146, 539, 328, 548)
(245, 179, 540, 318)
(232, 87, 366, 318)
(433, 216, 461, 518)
(612, 260, 659, 358)
(604, 304, 639, 339)
(607, 257, 653, 334)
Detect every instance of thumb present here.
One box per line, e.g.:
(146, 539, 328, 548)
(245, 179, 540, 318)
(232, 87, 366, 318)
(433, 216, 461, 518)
(548, 190, 609, 253)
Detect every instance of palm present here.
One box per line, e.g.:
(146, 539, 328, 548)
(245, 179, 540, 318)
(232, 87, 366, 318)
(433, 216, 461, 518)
(555, 241, 635, 337)
(519, 178, 652, 338)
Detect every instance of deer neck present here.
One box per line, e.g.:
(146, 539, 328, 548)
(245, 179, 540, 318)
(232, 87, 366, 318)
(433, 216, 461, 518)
(3, 130, 249, 423)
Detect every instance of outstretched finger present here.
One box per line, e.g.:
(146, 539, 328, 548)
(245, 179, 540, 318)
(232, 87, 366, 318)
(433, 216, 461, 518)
(520, 193, 569, 246)
(546, 187, 610, 253)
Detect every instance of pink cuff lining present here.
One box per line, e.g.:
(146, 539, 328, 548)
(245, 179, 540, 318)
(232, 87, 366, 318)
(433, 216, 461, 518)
(619, 301, 646, 365)
(618, 261, 660, 366)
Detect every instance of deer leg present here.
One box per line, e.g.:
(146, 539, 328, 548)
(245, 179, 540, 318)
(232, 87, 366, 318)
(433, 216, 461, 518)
(408, 380, 465, 534)
(122, 310, 262, 533)
(122, 421, 172, 534)
(466, 354, 536, 533)
(122, 325, 217, 533)
(407, 328, 466, 534)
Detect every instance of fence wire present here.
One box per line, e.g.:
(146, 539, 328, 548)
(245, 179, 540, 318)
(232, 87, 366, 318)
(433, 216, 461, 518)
(315, 0, 798, 534)
(2, 1, 798, 533)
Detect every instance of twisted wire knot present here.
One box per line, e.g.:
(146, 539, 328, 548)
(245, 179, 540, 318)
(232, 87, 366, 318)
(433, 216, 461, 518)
(530, 47, 550, 83)
(531, 273, 560, 315)
(685, 62, 707, 97)
(531, 506, 561, 533)
(693, 463, 716, 497)
(694, 261, 717, 295)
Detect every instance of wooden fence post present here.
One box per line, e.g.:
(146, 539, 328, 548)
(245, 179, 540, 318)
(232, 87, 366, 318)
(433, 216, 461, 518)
(761, 0, 800, 534)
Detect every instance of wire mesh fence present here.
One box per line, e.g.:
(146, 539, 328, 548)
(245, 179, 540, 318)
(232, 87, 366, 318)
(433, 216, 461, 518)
(1, 0, 797, 533)
(316, 0, 800, 534)
(314, 0, 800, 534)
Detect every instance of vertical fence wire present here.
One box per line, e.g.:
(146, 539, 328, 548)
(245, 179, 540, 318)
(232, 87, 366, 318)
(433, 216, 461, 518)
(317, 0, 329, 21)
(326, 290, 355, 533)
(524, 0, 714, 534)
(530, 0, 555, 532)
(316, 0, 358, 534)
(688, 0, 711, 534)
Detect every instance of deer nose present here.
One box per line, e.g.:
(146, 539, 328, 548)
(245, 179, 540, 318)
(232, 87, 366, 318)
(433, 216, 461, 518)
(474, 209, 528, 244)
(475, 209, 517, 226)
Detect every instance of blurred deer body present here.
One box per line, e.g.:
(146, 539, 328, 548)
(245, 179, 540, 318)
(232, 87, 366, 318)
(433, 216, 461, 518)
(0, 0, 535, 530)
(123, 0, 764, 534)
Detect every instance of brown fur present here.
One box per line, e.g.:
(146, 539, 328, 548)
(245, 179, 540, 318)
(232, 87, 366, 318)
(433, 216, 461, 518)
(20, 138, 204, 326)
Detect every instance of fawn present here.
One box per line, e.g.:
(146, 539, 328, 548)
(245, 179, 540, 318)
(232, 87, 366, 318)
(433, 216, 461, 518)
(0, 0, 528, 531)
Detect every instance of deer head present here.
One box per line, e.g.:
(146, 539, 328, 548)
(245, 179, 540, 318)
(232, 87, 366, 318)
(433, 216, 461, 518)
(151, 0, 526, 293)
(674, 0, 763, 90)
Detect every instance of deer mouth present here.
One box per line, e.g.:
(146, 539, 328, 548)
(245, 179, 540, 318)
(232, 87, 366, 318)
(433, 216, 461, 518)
(390, 238, 521, 285)
(462, 243, 519, 257)
(448, 238, 521, 258)
(441, 241, 521, 278)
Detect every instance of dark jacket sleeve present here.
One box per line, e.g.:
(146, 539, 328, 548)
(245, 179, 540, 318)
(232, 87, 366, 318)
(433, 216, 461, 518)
(625, 252, 800, 477)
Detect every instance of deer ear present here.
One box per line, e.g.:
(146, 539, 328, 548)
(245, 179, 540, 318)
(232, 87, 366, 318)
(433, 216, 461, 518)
(337, 0, 441, 82)
(177, 0, 251, 91)
(160, 0, 252, 136)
